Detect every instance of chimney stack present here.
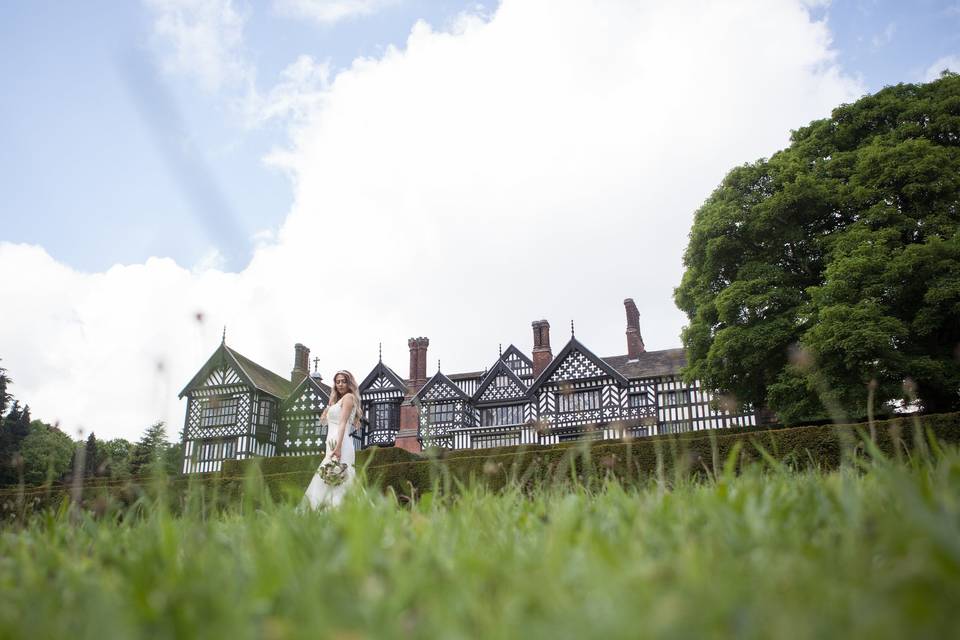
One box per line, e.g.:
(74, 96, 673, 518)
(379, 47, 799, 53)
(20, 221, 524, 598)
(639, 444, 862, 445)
(291, 343, 310, 382)
(624, 298, 645, 358)
(408, 337, 430, 388)
(531, 320, 552, 377)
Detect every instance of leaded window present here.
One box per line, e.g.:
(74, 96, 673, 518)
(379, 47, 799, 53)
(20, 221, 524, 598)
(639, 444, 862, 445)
(200, 396, 239, 428)
(428, 403, 456, 423)
(557, 389, 600, 413)
(255, 399, 275, 427)
(198, 439, 236, 462)
(480, 404, 524, 427)
(660, 420, 692, 434)
(663, 390, 691, 406)
(629, 392, 654, 407)
(372, 402, 399, 431)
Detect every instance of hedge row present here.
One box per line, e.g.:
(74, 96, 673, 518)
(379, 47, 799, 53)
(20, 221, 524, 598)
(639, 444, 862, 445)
(357, 412, 960, 497)
(227, 412, 960, 499)
(2, 413, 956, 521)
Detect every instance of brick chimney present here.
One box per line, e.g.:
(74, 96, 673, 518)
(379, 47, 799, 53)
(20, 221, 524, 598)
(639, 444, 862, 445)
(407, 337, 430, 389)
(408, 338, 418, 385)
(291, 343, 310, 382)
(531, 320, 552, 377)
(624, 298, 645, 358)
(397, 337, 430, 454)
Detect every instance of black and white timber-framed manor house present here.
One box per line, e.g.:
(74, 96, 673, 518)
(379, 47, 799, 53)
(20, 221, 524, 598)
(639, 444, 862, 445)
(178, 298, 757, 473)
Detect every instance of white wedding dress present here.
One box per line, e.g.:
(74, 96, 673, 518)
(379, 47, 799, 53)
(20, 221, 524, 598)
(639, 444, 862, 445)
(301, 399, 357, 510)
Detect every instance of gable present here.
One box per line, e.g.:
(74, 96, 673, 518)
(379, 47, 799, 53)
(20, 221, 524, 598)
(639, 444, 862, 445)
(501, 344, 533, 378)
(548, 349, 607, 383)
(179, 343, 254, 398)
(369, 373, 399, 390)
(202, 364, 244, 388)
(415, 372, 470, 403)
(473, 359, 529, 404)
(477, 372, 528, 403)
(282, 376, 329, 413)
(531, 337, 628, 392)
(360, 362, 406, 393)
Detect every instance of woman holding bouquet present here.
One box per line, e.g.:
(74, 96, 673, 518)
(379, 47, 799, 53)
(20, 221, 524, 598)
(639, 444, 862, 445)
(301, 370, 362, 510)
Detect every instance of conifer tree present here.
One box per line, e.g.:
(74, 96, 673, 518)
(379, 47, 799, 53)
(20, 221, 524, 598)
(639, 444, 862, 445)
(84, 432, 99, 477)
(0, 360, 10, 418)
(129, 421, 169, 476)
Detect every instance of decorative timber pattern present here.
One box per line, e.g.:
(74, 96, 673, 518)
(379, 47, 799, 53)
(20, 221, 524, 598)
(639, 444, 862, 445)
(181, 336, 758, 473)
(474, 361, 528, 404)
(279, 377, 328, 457)
(548, 350, 607, 382)
(358, 362, 405, 448)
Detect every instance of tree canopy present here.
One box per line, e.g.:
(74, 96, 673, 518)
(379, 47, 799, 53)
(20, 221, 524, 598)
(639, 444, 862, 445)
(675, 73, 960, 423)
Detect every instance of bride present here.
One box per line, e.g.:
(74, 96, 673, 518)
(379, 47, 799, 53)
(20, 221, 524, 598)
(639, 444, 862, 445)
(302, 370, 362, 510)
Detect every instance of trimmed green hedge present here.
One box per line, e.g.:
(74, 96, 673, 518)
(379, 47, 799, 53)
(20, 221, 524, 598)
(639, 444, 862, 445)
(355, 413, 960, 497)
(3, 414, 956, 521)
(218, 412, 960, 500)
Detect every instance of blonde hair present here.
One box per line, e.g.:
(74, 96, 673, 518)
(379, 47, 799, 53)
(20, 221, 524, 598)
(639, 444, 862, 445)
(325, 370, 362, 426)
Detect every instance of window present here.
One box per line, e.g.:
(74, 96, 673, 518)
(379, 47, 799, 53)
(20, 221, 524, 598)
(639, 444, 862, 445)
(557, 389, 600, 413)
(480, 404, 524, 427)
(255, 399, 275, 427)
(198, 439, 236, 462)
(663, 390, 691, 406)
(660, 420, 692, 435)
(506, 358, 527, 374)
(200, 396, 239, 427)
(372, 402, 398, 431)
(428, 403, 456, 423)
(629, 392, 654, 408)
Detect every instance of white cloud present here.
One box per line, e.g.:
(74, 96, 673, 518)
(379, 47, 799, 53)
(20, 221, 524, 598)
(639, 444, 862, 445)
(274, 0, 399, 25)
(871, 22, 896, 49)
(245, 55, 332, 126)
(145, 0, 254, 92)
(1, 0, 863, 441)
(924, 54, 960, 82)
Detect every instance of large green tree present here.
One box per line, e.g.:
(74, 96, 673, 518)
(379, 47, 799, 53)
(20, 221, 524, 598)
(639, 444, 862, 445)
(129, 421, 172, 476)
(19, 421, 75, 485)
(675, 73, 960, 423)
(97, 438, 134, 479)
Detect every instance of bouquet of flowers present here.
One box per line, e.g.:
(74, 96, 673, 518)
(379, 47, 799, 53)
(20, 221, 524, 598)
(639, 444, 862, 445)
(318, 453, 349, 487)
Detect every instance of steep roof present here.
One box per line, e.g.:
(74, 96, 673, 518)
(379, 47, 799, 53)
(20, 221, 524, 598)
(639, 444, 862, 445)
(500, 344, 533, 367)
(472, 358, 530, 404)
(282, 374, 331, 410)
(359, 360, 408, 393)
(530, 336, 629, 392)
(413, 371, 472, 403)
(448, 371, 484, 380)
(602, 348, 686, 379)
(225, 346, 295, 399)
(178, 342, 293, 399)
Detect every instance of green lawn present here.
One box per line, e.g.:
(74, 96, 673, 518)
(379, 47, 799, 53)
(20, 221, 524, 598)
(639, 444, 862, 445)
(1, 444, 959, 639)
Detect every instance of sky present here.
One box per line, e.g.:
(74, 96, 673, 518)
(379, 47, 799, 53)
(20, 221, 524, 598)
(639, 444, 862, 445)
(1, 0, 958, 442)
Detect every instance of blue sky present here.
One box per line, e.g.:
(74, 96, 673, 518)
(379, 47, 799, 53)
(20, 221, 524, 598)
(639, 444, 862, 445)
(2, 0, 958, 274)
(0, 0, 958, 440)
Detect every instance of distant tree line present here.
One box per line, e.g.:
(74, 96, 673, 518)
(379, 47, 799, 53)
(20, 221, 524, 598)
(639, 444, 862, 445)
(0, 358, 182, 486)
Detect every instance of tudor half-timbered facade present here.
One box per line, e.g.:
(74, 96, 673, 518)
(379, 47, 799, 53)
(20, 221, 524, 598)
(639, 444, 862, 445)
(178, 298, 757, 473)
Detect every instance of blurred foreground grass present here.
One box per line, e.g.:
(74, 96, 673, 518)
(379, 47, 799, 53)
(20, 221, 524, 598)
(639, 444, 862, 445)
(1, 441, 959, 639)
